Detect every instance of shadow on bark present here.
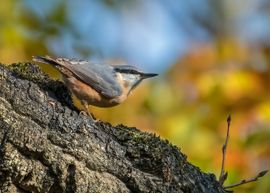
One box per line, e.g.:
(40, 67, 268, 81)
(0, 63, 228, 193)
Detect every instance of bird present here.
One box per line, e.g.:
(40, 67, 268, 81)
(32, 55, 158, 120)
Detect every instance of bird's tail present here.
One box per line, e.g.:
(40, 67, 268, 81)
(32, 55, 59, 67)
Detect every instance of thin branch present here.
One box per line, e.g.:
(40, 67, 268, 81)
(219, 115, 231, 185)
(224, 170, 268, 189)
(217, 115, 268, 189)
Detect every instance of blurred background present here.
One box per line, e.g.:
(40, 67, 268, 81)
(1, 0, 269, 192)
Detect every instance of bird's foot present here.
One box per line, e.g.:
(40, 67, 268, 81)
(79, 110, 88, 116)
(79, 111, 99, 123)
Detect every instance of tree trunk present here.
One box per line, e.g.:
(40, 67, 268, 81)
(0, 63, 228, 193)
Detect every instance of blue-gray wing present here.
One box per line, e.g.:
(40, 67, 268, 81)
(33, 56, 122, 98)
(64, 60, 122, 98)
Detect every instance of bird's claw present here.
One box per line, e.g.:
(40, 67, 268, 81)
(79, 111, 99, 123)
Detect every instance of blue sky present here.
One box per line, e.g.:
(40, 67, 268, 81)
(22, 0, 270, 72)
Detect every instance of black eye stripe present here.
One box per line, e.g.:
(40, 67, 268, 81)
(115, 69, 141, 74)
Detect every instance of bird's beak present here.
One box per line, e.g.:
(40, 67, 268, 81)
(141, 73, 158, 79)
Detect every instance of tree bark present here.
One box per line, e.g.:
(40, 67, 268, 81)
(0, 63, 228, 193)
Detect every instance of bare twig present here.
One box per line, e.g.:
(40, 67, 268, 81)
(217, 115, 268, 189)
(224, 170, 268, 189)
(219, 115, 231, 185)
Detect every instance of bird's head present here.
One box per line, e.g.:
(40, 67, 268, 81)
(114, 65, 158, 95)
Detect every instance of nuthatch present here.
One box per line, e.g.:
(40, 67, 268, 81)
(33, 55, 157, 119)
